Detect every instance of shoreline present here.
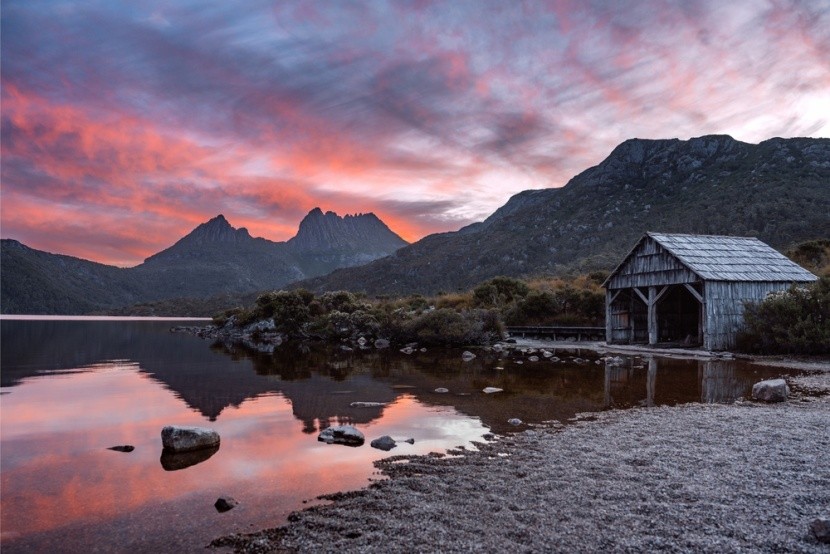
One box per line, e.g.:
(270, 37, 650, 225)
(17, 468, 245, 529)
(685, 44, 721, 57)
(211, 344, 830, 553)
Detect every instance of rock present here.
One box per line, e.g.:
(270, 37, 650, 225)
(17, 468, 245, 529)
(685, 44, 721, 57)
(751, 378, 789, 402)
(528, 356, 539, 362)
(515, 361, 524, 365)
(483, 387, 503, 394)
(492, 344, 504, 352)
(370, 435, 397, 451)
(214, 496, 238, 513)
(340, 345, 353, 352)
(161, 426, 220, 453)
(350, 401, 386, 408)
(357, 337, 367, 346)
(318, 425, 364, 447)
(420, 347, 427, 352)
(374, 339, 390, 349)
(107, 445, 135, 453)
(495, 366, 504, 370)
(434, 387, 449, 393)
(403, 438, 415, 444)
(400, 346, 415, 354)
(508, 418, 522, 426)
(542, 350, 553, 358)
(160, 445, 220, 471)
(504, 338, 517, 344)
(810, 517, 830, 543)
(462, 351, 476, 361)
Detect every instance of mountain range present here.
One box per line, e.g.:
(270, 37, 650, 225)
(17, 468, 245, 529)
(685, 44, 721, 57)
(2, 134, 828, 314)
(1, 209, 407, 314)
(296, 135, 830, 295)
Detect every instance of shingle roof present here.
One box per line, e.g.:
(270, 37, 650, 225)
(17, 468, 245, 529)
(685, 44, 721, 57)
(647, 232, 817, 282)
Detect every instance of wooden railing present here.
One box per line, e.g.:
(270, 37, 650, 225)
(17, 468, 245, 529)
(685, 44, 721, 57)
(506, 326, 605, 341)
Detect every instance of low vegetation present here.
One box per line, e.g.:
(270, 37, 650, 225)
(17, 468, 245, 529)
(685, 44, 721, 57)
(213, 275, 606, 348)
(737, 276, 830, 354)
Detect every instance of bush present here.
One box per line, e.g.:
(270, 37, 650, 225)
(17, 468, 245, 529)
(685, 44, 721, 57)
(472, 276, 530, 308)
(399, 308, 503, 346)
(737, 277, 830, 354)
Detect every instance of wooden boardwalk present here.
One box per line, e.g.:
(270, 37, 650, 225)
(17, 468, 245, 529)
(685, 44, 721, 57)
(506, 325, 605, 341)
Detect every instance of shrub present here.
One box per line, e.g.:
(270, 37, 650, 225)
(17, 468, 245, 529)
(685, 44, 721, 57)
(472, 276, 530, 308)
(737, 277, 830, 354)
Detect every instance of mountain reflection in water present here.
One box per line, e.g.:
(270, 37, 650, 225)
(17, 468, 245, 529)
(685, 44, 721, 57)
(0, 319, 792, 553)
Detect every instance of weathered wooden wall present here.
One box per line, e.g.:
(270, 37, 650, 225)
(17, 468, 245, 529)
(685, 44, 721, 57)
(607, 238, 699, 290)
(703, 281, 793, 350)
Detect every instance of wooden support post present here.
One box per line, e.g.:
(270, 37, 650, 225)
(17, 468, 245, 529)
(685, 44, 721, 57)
(648, 286, 657, 345)
(605, 289, 612, 345)
(647, 357, 657, 407)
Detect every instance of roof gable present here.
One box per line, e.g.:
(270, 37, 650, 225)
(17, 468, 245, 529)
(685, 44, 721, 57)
(645, 233, 817, 282)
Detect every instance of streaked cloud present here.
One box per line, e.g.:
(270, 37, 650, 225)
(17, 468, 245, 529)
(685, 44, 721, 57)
(2, 0, 828, 265)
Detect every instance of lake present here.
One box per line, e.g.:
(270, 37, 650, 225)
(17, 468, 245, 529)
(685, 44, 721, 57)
(0, 318, 794, 553)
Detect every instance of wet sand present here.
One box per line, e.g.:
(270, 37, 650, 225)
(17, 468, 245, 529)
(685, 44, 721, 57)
(212, 370, 830, 553)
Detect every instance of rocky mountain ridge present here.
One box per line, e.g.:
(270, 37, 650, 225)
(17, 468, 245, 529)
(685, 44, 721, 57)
(296, 135, 830, 295)
(1, 209, 407, 314)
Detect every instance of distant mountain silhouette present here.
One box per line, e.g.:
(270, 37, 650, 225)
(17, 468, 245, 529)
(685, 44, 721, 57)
(1, 209, 407, 314)
(296, 135, 830, 295)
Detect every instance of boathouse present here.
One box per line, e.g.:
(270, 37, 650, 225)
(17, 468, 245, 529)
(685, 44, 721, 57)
(603, 233, 817, 351)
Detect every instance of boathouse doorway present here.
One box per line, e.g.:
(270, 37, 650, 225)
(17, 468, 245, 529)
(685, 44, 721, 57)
(655, 284, 702, 346)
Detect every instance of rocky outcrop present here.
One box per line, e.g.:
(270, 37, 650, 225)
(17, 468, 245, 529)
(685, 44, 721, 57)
(751, 379, 789, 403)
(161, 425, 221, 453)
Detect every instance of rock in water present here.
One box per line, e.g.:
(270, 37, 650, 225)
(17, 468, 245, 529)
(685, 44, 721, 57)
(751, 379, 789, 403)
(483, 387, 503, 394)
(107, 445, 135, 453)
(370, 436, 397, 451)
(508, 418, 522, 426)
(374, 339, 390, 349)
(811, 518, 830, 543)
(318, 425, 365, 447)
(462, 351, 476, 361)
(161, 426, 221, 453)
(434, 387, 449, 393)
(214, 496, 238, 513)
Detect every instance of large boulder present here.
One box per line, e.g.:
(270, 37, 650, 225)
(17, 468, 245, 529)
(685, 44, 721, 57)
(318, 425, 364, 447)
(161, 425, 221, 453)
(751, 379, 790, 403)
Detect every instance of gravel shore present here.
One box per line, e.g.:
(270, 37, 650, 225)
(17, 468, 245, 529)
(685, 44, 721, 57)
(213, 382, 830, 553)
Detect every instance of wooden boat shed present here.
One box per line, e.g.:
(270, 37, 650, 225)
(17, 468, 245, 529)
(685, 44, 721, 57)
(603, 233, 817, 351)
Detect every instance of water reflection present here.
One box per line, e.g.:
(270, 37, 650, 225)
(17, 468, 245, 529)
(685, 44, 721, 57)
(0, 319, 794, 553)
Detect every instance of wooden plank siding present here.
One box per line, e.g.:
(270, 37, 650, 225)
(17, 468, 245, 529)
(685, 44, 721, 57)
(606, 238, 700, 290)
(703, 281, 793, 350)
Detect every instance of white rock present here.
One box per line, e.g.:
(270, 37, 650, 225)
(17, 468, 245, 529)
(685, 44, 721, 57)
(462, 351, 476, 361)
(528, 356, 539, 362)
(483, 387, 503, 394)
(161, 426, 220, 453)
(508, 418, 522, 426)
(751, 379, 789, 403)
(434, 387, 449, 393)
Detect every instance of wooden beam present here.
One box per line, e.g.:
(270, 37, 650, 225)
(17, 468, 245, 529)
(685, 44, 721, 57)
(683, 283, 704, 303)
(654, 285, 670, 303)
(633, 287, 648, 305)
(608, 290, 622, 305)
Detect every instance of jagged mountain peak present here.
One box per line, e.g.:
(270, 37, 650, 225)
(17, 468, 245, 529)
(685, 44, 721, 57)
(289, 208, 406, 254)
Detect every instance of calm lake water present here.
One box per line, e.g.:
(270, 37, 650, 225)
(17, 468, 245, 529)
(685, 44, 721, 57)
(0, 318, 795, 553)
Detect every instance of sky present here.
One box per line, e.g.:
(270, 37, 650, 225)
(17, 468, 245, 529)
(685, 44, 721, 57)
(2, 0, 829, 266)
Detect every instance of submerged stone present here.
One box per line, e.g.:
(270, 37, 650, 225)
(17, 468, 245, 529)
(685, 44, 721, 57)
(370, 435, 397, 451)
(462, 351, 476, 361)
(214, 496, 239, 513)
(107, 445, 135, 453)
